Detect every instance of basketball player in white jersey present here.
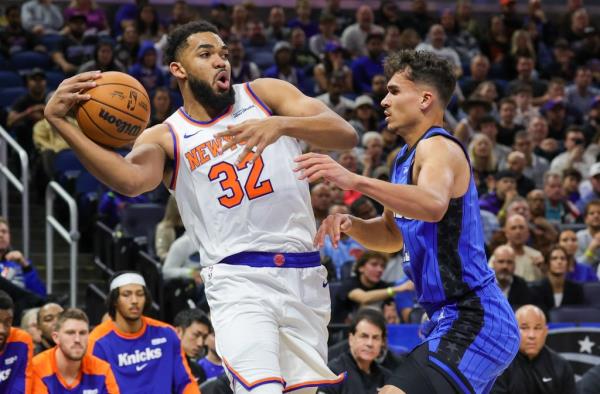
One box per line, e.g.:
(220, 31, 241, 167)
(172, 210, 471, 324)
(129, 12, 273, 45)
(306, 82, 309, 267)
(44, 20, 357, 394)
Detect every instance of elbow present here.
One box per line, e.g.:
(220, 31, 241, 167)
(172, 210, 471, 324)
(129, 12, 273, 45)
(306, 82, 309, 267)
(114, 179, 144, 198)
(338, 126, 359, 150)
(427, 201, 448, 222)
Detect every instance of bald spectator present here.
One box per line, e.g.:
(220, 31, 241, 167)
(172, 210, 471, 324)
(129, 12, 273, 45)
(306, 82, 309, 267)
(490, 214, 544, 282)
(340, 5, 384, 58)
(415, 24, 462, 77)
(492, 245, 532, 309)
(550, 126, 594, 178)
(311, 183, 333, 227)
(565, 66, 600, 116)
(543, 172, 580, 225)
(36, 302, 64, 354)
(491, 305, 575, 394)
(527, 189, 546, 220)
(506, 151, 536, 197)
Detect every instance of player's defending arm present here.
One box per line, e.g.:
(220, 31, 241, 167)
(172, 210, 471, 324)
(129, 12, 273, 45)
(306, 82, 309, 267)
(218, 78, 358, 163)
(44, 72, 168, 197)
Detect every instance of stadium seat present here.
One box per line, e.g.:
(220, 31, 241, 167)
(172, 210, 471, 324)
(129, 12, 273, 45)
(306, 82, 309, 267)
(0, 71, 23, 88)
(249, 50, 274, 70)
(0, 86, 27, 109)
(120, 203, 165, 240)
(548, 306, 600, 323)
(39, 34, 63, 52)
(10, 51, 52, 71)
(53, 149, 84, 186)
(45, 70, 66, 91)
(339, 260, 354, 280)
(583, 282, 600, 307)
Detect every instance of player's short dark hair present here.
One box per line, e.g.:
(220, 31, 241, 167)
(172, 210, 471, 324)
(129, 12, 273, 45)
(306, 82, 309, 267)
(55, 308, 89, 331)
(174, 309, 213, 333)
(353, 251, 388, 276)
(0, 290, 13, 312)
(165, 20, 220, 63)
(384, 50, 456, 107)
(349, 307, 387, 339)
(106, 271, 152, 320)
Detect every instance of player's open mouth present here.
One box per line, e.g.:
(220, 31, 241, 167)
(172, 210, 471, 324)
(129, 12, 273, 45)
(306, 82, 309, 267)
(215, 71, 230, 90)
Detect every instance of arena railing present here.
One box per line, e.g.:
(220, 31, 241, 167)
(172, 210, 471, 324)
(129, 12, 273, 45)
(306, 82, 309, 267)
(0, 125, 29, 258)
(46, 181, 80, 307)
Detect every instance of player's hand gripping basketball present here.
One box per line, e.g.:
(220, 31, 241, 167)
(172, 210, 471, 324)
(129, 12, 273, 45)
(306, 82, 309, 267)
(294, 152, 358, 190)
(216, 117, 283, 164)
(314, 213, 352, 249)
(44, 71, 101, 120)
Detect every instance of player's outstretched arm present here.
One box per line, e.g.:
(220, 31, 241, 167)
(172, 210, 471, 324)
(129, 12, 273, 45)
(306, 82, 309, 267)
(218, 78, 358, 163)
(44, 72, 167, 197)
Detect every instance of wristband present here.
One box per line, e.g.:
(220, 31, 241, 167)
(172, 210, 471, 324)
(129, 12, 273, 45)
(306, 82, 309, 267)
(585, 250, 595, 259)
(387, 287, 394, 297)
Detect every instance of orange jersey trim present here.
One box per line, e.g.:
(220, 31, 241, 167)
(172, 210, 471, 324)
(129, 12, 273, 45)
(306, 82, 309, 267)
(5, 328, 34, 393)
(222, 357, 285, 390)
(283, 372, 347, 392)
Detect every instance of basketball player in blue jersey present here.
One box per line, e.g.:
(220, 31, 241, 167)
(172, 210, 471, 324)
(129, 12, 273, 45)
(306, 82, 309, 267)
(295, 50, 520, 393)
(45, 20, 357, 394)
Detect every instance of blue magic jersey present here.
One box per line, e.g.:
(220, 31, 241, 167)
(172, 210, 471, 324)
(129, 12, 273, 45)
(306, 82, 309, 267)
(392, 127, 495, 315)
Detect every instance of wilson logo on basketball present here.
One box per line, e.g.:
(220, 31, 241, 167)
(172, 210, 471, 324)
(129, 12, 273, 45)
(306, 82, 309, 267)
(98, 108, 142, 136)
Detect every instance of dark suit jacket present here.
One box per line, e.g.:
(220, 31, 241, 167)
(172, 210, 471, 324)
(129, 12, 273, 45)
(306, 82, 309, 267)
(530, 278, 584, 313)
(507, 275, 533, 309)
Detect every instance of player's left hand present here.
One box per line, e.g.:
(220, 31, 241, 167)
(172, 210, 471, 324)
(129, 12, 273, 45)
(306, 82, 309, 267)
(294, 152, 358, 190)
(216, 117, 283, 164)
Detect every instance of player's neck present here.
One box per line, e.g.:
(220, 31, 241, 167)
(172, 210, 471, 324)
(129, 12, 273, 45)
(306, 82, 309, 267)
(114, 314, 144, 334)
(401, 113, 444, 149)
(55, 349, 82, 385)
(207, 350, 221, 364)
(182, 95, 227, 122)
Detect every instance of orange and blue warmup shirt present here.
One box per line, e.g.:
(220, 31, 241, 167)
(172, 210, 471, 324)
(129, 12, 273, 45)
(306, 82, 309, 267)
(87, 316, 198, 394)
(32, 347, 119, 393)
(0, 327, 33, 393)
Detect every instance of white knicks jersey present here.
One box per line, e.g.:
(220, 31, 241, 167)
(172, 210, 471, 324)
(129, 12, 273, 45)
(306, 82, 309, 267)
(164, 83, 317, 267)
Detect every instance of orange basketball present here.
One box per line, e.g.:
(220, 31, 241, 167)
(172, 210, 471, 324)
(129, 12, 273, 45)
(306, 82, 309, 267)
(75, 71, 151, 148)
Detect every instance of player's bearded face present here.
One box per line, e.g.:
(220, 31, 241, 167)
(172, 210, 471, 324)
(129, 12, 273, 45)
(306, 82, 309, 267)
(117, 285, 146, 321)
(57, 320, 88, 361)
(188, 72, 235, 114)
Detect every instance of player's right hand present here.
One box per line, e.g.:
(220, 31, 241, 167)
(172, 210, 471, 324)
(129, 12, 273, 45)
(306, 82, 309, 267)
(314, 213, 353, 249)
(44, 71, 101, 120)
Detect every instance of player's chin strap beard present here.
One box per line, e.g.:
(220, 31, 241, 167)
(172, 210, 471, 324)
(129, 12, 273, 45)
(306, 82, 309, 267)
(188, 73, 236, 114)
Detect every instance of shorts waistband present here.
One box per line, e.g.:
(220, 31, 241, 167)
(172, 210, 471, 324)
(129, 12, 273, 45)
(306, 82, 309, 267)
(220, 251, 321, 268)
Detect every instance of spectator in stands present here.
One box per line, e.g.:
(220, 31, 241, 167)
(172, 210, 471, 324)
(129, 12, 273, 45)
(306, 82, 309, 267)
(360, 132, 385, 178)
(415, 24, 462, 77)
(460, 54, 491, 98)
(309, 13, 339, 58)
(566, 66, 600, 116)
(136, 4, 164, 43)
(311, 182, 333, 227)
(575, 26, 600, 66)
(584, 96, 600, 145)
(228, 35, 259, 85)
(507, 30, 536, 73)
(198, 331, 224, 381)
(290, 27, 319, 74)
(551, 126, 594, 177)
(6, 68, 47, 156)
(78, 38, 126, 73)
(481, 15, 510, 72)
(129, 40, 166, 93)
(319, 308, 391, 394)
(558, 229, 598, 283)
(454, 95, 491, 147)
(440, 7, 479, 67)
(492, 245, 532, 309)
(155, 195, 184, 261)
(497, 98, 524, 147)
(565, 7, 590, 45)
(287, 0, 318, 39)
(376, 0, 400, 28)
(166, 0, 195, 33)
(264, 41, 307, 94)
(265, 6, 289, 42)
(350, 197, 377, 221)
(512, 83, 539, 128)
(21, 0, 64, 36)
(578, 163, 600, 213)
(51, 13, 97, 75)
(508, 55, 548, 98)
(480, 115, 512, 165)
(32, 308, 119, 393)
(527, 188, 546, 219)
(531, 245, 584, 312)
(527, 115, 560, 162)
(149, 87, 173, 127)
(174, 308, 211, 385)
(563, 168, 583, 205)
(37, 302, 64, 354)
(88, 271, 198, 393)
(341, 5, 384, 59)
(335, 252, 412, 323)
(313, 42, 353, 94)
(321, 205, 365, 280)
(316, 71, 354, 118)
(543, 171, 580, 225)
(114, 24, 140, 69)
(370, 74, 388, 121)
(63, 0, 107, 34)
(510, 130, 549, 188)
(491, 304, 575, 393)
(20, 307, 42, 347)
(32, 106, 72, 183)
(542, 39, 576, 81)
(383, 25, 401, 54)
(0, 5, 40, 57)
(0, 290, 34, 392)
(576, 200, 600, 267)
(543, 98, 577, 141)
(349, 95, 379, 138)
(162, 233, 202, 288)
(468, 133, 497, 194)
(382, 299, 400, 324)
(506, 151, 536, 197)
(98, 190, 149, 229)
(0, 217, 46, 300)
(492, 214, 544, 282)
(479, 170, 517, 216)
(351, 32, 385, 94)
(400, 0, 436, 38)
(230, 4, 248, 39)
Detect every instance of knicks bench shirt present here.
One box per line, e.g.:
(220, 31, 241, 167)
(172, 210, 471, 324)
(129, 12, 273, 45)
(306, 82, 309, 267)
(0, 327, 33, 393)
(32, 347, 119, 393)
(87, 316, 198, 394)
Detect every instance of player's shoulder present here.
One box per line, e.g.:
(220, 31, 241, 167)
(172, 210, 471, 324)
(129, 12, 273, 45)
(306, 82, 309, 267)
(417, 131, 465, 159)
(143, 316, 176, 333)
(89, 319, 115, 342)
(32, 348, 54, 376)
(8, 327, 33, 347)
(81, 352, 113, 375)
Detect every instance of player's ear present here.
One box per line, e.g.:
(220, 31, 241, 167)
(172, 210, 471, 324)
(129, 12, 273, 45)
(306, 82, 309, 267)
(170, 61, 187, 79)
(51, 331, 59, 344)
(420, 91, 435, 111)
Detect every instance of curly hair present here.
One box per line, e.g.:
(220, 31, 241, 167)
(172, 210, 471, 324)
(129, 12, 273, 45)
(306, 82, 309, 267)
(165, 20, 219, 64)
(384, 50, 456, 106)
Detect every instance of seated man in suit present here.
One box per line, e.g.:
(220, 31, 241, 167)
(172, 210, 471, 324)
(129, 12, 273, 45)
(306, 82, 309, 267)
(491, 245, 532, 309)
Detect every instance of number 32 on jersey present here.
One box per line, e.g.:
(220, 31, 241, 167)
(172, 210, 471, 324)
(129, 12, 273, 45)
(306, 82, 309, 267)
(208, 154, 273, 208)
